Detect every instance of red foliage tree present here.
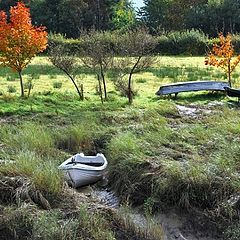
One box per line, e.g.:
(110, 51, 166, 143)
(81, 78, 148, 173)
(205, 33, 240, 87)
(0, 2, 47, 97)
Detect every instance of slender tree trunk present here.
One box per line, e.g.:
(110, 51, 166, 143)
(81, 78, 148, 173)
(18, 71, 24, 97)
(128, 56, 142, 104)
(128, 71, 134, 104)
(97, 74, 104, 104)
(100, 64, 107, 100)
(80, 84, 84, 101)
(27, 85, 31, 98)
(65, 71, 83, 101)
(228, 59, 232, 87)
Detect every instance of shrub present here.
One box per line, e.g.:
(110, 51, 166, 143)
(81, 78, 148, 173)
(6, 75, 16, 81)
(113, 77, 138, 98)
(52, 81, 62, 89)
(231, 34, 240, 53)
(50, 30, 211, 56)
(48, 33, 82, 54)
(156, 29, 209, 55)
(7, 85, 16, 93)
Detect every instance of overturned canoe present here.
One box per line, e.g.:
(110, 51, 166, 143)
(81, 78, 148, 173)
(224, 87, 240, 98)
(58, 153, 108, 188)
(156, 81, 230, 96)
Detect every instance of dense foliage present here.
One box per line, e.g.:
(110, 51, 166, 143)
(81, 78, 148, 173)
(2, 0, 240, 37)
(141, 0, 240, 36)
(0, 0, 134, 38)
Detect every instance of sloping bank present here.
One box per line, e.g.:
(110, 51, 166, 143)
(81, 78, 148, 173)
(106, 104, 240, 240)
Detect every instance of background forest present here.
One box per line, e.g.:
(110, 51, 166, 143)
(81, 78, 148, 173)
(1, 0, 240, 38)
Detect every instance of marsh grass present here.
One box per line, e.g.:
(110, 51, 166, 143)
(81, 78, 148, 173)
(107, 132, 143, 165)
(1, 205, 116, 240)
(0, 56, 240, 238)
(77, 205, 116, 240)
(0, 204, 34, 239)
(0, 123, 54, 156)
(32, 210, 79, 240)
(0, 151, 63, 195)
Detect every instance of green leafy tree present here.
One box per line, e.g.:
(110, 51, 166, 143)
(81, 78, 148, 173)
(186, 0, 240, 36)
(30, 0, 121, 38)
(141, 0, 169, 33)
(111, 0, 136, 31)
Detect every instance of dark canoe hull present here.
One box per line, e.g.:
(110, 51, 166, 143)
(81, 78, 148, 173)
(156, 81, 230, 96)
(225, 87, 240, 98)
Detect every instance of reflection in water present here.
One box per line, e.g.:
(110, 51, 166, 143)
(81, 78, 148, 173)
(93, 188, 120, 209)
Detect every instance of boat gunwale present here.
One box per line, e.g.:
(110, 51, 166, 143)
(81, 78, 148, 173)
(58, 153, 108, 172)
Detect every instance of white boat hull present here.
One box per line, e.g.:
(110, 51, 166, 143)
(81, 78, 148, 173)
(58, 153, 108, 188)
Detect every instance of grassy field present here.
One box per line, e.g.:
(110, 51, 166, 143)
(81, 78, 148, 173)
(1, 56, 240, 99)
(0, 56, 240, 239)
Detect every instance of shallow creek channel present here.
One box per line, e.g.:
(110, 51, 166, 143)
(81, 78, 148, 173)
(77, 186, 222, 240)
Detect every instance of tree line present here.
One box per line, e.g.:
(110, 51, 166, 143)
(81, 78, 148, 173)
(141, 0, 240, 37)
(0, 0, 136, 38)
(1, 0, 240, 37)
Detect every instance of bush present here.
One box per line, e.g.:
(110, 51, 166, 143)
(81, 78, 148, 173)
(232, 34, 240, 53)
(48, 30, 240, 57)
(48, 33, 81, 54)
(7, 85, 16, 93)
(52, 81, 62, 89)
(6, 75, 16, 82)
(156, 29, 209, 55)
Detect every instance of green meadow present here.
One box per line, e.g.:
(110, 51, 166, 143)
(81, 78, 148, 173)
(0, 56, 240, 239)
(1, 56, 239, 99)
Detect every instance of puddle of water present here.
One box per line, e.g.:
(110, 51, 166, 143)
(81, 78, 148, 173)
(176, 105, 212, 118)
(91, 188, 220, 240)
(130, 210, 221, 240)
(79, 183, 221, 240)
(176, 105, 197, 115)
(176, 105, 197, 116)
(92, 188, 120, 209)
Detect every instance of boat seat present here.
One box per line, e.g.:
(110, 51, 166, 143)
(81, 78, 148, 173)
(67, 161, 103, 167)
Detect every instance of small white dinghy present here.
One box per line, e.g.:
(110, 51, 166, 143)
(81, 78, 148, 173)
(58, 153, 108, 188)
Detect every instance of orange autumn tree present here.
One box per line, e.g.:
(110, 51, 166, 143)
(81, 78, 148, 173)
(205, 33, 240, 87)
(0, 2, 47, 97)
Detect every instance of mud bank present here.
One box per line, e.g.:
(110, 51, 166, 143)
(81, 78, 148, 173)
(84, 186, 223, 240)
